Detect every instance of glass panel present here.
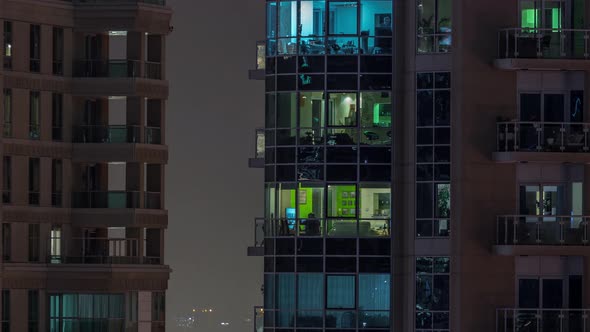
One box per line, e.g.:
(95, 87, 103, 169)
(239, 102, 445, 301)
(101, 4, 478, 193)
(328, 93, 357, 126)
(359, 184, 390, 236)
(327, 184, 357, 217)
(327, 275, 355, 309)
(277, 93, 297, 129)
(519, 278, 540, 308)
(278, 184, 297, 235)
(276, 274, 295, 327)
(435, 183, 450, 218)
(279, 1, 298, 37)
(300, 1, 326, 36)
(361, 92, 391, 129)
(329, 2, 358, 35)
(267, 2, 278, 38)
(544, 94, 565, 122)
(297, 274, 323, 309)
(298, 183, 324, 235)
(358, 274, 390, 310)
(326, 310, 356, 328)
(300, 92, 325, 129)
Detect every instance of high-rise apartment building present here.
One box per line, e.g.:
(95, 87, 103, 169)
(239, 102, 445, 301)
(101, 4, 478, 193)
(0, 0, 171, 331)
(248, 1, 590, 331)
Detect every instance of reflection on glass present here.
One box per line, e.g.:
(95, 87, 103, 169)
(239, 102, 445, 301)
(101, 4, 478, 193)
(300, 92, 325, 129)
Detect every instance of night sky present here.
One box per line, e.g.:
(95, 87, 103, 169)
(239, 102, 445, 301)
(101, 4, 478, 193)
(165, 0, 265, 330)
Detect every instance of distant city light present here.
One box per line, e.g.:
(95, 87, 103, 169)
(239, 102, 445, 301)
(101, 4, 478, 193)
(221, 322, 230, 326)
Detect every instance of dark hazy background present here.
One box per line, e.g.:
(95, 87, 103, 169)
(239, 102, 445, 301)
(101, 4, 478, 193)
(166, 0, 265, 330)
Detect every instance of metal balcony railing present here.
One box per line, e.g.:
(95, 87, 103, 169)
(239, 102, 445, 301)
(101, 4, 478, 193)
(72, 191, 140, 208)
(497, 121, 590, 152)
(497, 308, 590, 332)
(73, 125, 140, 143)
(256, 217, 391, 238)
(73, 59, 141, 78)
(496, 215, 589, 246)
(499, 28, 590, 59)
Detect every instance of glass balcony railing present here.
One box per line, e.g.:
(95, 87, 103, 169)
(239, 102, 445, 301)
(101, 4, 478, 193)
(73, 59, 141, 78)
(144, 61, 162, 79)
(144, 192, 161, 209)
(497, 121, 590, 153)
(145, 127, 162, 144)
(499, 28, 590, 59)
(496, 215, 589, 245)
(50, 237, 162, 264)
(73, 125, 140, 143)
(256, 41, 265, 70)
(255, 128, 265, 159)
(254, 306, 263, 332)
(72, 191, 140, 208)
(497, 308, 590, 332)
(259, 217, 391, 238)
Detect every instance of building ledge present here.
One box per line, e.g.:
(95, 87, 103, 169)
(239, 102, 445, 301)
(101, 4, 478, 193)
(492, 151, 590, 163)
(71, 77, 169, 99)
(247, 246, 264, 257)
(494, 58, 590, 71)
(493, 245, 590, 256)
(249, 69, 265, 81)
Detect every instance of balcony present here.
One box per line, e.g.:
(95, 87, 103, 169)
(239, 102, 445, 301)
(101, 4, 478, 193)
(72, 191, 140, 209)
(248, 129, 265, 168)
(249, 41, 265, 80)
(495, 215, 589, 256)
(495, 28, 590, 70)
(73, 125, 141, 143)
(497, 308, 590, 332)
(50, 237, 161, 265)
(494, 121, 590, 163)
(247, 218, 264, 257)
(74, 59, 142, 78)
(258, 217, 391, 238)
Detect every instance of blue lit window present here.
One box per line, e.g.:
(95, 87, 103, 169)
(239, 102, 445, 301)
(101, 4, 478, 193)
(327, 275, 355, 309)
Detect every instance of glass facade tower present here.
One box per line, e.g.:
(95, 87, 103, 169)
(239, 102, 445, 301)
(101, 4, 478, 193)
(263, 1, 393, 330)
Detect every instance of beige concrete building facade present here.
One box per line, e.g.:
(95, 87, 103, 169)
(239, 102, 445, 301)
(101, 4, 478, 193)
(0, 0, 171, 331)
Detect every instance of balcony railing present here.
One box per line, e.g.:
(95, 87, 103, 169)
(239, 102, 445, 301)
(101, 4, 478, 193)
(255, 41, 265, 70)
(496, 215, 589, 246)
(499, 28, 590, 59)
(144, 192, 161, 209)
(253, 306, 263, 332)
(497, 308, 590, 332)
(145, 126, 162, 144)
(50, 237, 162, 264)
(255, 128, 265, 159)
(257, 217, 391, 238)
(73, 125, 140, 143)
(497, 121, 590, 152)
(73, 59, 141, 78)
(144, 61, 162, 79)
(72, 191, 140, 208)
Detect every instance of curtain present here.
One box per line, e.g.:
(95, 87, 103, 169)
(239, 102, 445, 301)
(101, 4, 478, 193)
(358, 274, 390, 310)
(327, 275, 355, 309)
(297, 274, 323, 309)
(276, 274, 295, 327)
